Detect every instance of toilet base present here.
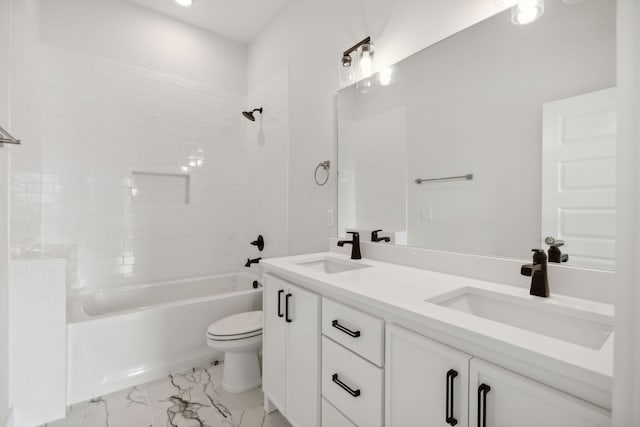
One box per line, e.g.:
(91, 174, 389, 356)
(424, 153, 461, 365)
(222, 350, 262, 393)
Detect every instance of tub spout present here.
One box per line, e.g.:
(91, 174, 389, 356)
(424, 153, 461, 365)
(245, 257, 261, 267)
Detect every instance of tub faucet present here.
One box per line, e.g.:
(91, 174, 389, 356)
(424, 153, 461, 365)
(337, 232, 362, 260)
(521, 249, 549, 297)
(371, 229, 391, 243)
(245, 257, 261, 267)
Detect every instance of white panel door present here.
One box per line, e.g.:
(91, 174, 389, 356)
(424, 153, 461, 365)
(469, 359, 610, 427)
(285, 283, 321, 427)
(542, 88, 616, 269)
(386, 324, 471, 427)
(262, 275, 288, 414)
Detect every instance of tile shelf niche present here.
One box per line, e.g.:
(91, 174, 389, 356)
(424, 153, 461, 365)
(131, 171, 191, 204)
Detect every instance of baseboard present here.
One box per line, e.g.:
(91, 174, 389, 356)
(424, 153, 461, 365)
(3, 409, 13, 427)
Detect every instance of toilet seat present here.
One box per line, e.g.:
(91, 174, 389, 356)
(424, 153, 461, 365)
(207, 310, 262, 342)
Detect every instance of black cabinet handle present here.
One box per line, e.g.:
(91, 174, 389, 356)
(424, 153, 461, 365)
(277, 290, 284, 318)
(478, 384, 491, 427)
(331, 320, 361, 337)
(332, 373, 361, 397)
(285, 293, 292, 323)
(446, 369, 458, 426)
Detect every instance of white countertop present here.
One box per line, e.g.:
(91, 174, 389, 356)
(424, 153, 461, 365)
(262, 252, 614, 395)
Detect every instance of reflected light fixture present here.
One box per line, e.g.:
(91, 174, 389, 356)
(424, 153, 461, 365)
(511, 0, 544, 25)
(341, 37, 375, 82)
(378, 67, 394, 86)
(175, 0, 193, 7)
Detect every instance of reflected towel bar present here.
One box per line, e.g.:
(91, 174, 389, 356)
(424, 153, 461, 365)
(415, 174, 473, 184)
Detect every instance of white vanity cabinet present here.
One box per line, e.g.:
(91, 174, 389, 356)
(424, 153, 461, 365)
(469, 359, 611, 427)
(385, 324, 471, 427)
(263, 274, 321, 427)
(261, 263, 612, 427)
(385, 324, 611, 427)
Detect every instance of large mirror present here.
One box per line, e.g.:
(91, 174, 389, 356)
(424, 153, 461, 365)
(337, 0, 616, 270)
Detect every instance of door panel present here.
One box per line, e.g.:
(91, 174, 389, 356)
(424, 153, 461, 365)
(285, 283, 321, 427)
(386, 324, 471, 427)
(542, 88, 617, 269)
(469, 359, 610, 427)
(262, 274, 287, 413)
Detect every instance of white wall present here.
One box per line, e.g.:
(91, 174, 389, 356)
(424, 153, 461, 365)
(10, 0, 252, 289)
(248, 0, 518, 255)
(613, 0, 640, 425)
(0, 0, 11, 422)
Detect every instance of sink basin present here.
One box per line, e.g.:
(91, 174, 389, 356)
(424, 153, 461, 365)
(297, 257, 370, 275)
(429, 288, 613, 350)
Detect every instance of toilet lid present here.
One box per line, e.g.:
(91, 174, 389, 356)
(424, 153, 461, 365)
(207, 310, 263, 337)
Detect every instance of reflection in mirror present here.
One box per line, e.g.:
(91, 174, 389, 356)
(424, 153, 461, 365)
(337, 0, 616, 270)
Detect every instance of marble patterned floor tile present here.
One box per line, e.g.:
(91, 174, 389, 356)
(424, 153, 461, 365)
(43, 362, 290, 427)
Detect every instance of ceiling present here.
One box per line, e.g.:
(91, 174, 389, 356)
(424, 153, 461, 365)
(126, 0, 289, 43)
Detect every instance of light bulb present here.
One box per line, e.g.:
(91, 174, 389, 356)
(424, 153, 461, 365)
(175, 0, 193, 7)
(359, 43, 375, 79)
(360, 52, 372, 78)
(512, 0, 544, 25)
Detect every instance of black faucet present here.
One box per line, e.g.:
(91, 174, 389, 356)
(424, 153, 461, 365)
(521, 249, 549, 297)
(245, 257, 261, 267)
(371, 229, 391, 243)
(545, 238, 569, 263)
(337, 232, 362, 260)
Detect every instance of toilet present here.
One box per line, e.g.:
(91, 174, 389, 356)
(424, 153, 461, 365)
(206, 310, 263, 393)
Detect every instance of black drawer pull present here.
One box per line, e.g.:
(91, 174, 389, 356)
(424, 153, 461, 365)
(332, 319, 361, 337)
(285, 293, 292, 323)
(478, 384, 491, 427)
(446, 369, 458, 426)
(277, 289, 284, 318)
(332, 373, 361, 397)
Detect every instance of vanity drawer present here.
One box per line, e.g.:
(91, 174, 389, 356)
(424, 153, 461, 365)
(322, 398, 357, 427)
(322, 336, 383, 427)
(322, 298, 384, 366)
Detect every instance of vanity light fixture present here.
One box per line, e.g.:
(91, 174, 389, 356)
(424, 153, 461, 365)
(175, 0, 193, 7)
(511, 0, 544, 25)
(341, 37, 375, 83)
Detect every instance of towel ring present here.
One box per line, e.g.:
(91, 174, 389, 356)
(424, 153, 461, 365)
(314, 160, 330, 186)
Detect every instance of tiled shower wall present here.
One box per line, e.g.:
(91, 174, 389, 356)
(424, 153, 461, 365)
(11, 47, 250, 289)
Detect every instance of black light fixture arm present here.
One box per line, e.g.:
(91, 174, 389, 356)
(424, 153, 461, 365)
(343, 37, 371, 59)
(342, 37, 372, 67)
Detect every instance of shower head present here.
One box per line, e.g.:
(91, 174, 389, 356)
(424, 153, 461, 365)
(242, 107, 263, 122)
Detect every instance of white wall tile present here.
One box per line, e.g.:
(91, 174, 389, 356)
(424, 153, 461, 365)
(245, 68, 290, 267)
(11, 47, 251, 289)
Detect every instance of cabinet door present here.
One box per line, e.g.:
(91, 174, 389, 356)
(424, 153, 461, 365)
(262, 274, 288, 414)
(469, 359, 611, 427)
(386, 325, 471, 427)
(285, 283, 321, 427)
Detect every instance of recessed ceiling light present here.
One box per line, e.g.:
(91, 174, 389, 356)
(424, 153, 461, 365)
(175, 0, 193, 7)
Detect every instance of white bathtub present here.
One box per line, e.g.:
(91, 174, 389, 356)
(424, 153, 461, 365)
(67, 272, 262, 404)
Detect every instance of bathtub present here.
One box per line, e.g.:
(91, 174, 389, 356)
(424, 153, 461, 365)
(67, 272, 262, 404)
